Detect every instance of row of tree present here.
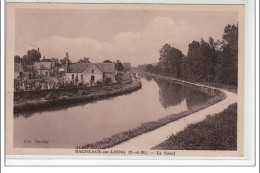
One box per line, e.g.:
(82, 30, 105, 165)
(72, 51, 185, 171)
(138, 23, 238, 86)
(14, 50, 88, 66)
(14, 49, 41, 65)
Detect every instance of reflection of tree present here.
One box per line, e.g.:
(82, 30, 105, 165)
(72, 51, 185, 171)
(142, 74, 213, 109)
(185, 89, 212, 110)
(153, 77, 186, 108)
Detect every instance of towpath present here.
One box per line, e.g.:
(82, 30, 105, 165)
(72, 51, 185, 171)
(110, 74, 237, 150)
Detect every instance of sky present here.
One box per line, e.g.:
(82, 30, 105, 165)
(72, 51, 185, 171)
(15, 8, 238, 66)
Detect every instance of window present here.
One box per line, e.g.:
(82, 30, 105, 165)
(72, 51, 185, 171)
(92, 69, 94, 73)
(72, 74, 74, 79)
(81, 74, 83, 80)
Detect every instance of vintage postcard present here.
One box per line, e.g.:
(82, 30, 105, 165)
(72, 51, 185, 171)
(6, 3, 245, 158)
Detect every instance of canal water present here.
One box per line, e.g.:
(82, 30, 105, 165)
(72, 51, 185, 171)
(14, 74, 213, 148)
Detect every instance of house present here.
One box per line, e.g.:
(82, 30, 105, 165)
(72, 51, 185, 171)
(35, 61, 55, 76)
(96, 63, 116, 82)
(64, 62, 116, 85)
(14, 63, 37, 80)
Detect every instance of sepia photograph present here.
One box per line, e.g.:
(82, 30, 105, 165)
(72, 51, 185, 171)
(5, 3, 245, 158)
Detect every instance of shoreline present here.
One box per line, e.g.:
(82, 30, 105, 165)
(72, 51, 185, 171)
(82, 73, 227, 149)
(110, 73, 237, 150)
(14, 79, 142, 114)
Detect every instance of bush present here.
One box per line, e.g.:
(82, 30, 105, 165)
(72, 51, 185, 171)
(103, 76, 112, 84)
(96, 80, 103, 86)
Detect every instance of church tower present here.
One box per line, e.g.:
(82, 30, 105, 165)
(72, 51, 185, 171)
(65, 50, 69, 73)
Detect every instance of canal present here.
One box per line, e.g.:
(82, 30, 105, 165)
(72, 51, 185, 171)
(14, 74, 213, 148)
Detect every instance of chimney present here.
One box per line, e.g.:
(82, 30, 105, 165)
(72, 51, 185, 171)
(37, 48, 39, 52)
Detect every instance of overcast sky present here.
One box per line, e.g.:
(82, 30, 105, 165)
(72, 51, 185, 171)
(15, 8, 237, 66)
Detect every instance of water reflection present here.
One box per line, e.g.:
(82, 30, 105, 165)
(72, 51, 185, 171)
(141, 74, 213, 110)
(14, 90, 135, 119)
(14, 73, 213, 148)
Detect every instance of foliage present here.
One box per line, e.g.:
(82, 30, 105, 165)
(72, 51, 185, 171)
(15, 49, 41, 65)
(26, 49, 41, 65)
(103, 60, 112, 63)
(141, 23, 238, 86)
(60, 57, 71, 65)
(103, 76, 112, 84)
(96, 80, 103, 86)
(14, 55, 22, 63)
(115, 60, 124, 71)
(78, 57, 91, 63)
(159, 44, 184, 77)
(153, 104, 237, 150)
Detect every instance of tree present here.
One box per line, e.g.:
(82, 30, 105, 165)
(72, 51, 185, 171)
(60, 57, 71, 65)
(14, 55, 22, 63)
(78, 57, 90, 63)
(103, 60, 112, 63)
(22, 55, 28, 64)
(138, 23, 238, 86)
(115, 60, 124, 71)
(159, 44, 184, 77)
(146, 64, 154, 73)
(26, 49, 41, 65)
(159, 44, 172, 75)
(215, 23, 238, 86)
(184, 39, 217, 82)
(51, 57, 59, 64)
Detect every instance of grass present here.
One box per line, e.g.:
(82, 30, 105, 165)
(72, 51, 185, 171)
(152, 104, 237, 150)
(144, 72, 238, 94)
(81, 90, 226, 149)
(199, 82, 237, 94)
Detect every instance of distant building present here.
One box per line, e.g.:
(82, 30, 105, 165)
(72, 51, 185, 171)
(59, 52, 69, 73)
(14, 63, 37, 79)
(65, 63, 116, 85)
(63, 52, 116, 85)
(35, 61, 55, 76)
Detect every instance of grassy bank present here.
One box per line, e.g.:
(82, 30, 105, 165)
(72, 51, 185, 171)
(143, 72, 237, 94)
(14, 80, 142, 113)
(199, 82, 237, 94)
(153, 104, 237, 150)
(82, 85, 226, 149)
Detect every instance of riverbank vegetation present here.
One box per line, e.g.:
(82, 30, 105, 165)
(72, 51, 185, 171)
(137, 23, 238, 88)
(153, 104, 237, 150)
(81, 81, 226, 149)
(14, 77, 141, 114)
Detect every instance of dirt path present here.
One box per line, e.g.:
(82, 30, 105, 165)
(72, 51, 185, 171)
(110, 76, 237, 150)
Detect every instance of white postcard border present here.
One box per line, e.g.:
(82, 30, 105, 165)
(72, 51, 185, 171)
(2, 0, 257, 166)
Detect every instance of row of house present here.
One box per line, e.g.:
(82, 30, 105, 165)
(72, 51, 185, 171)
(14, 61, 56, 80)
(14, 52, 118, 85)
